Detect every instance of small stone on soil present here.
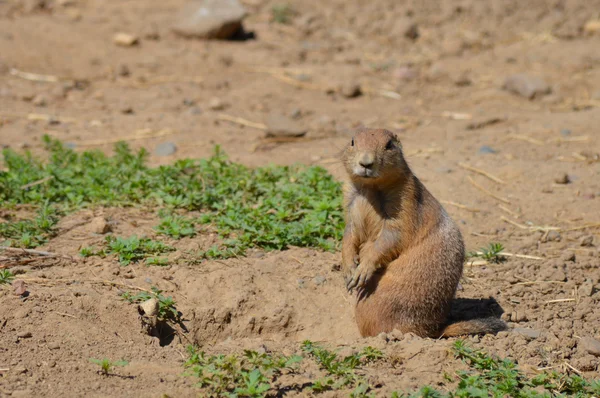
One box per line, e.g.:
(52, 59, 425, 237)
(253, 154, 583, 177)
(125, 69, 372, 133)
(89, 216, 111, 234)
(579, 337, 600, 357)
(139, 298, 159, 317)
(478, 145, 497, 154)
(208, 97, 227, 111)
(554, 173, 570, 184)
(265, 112, 307, 138)
(32, 94, 48, 107)
(313, 275, 326, 286)
(561, 252, 576, 262)
(339, 82, 362, 98)
(48, 342, 60, 350)
(512, 327, 541, 340)
(503, 74, 551, 99)
(583, 19, 600, 34)
(580, 235, 594, 247)
(113, 32, 139, 47)
(171, 0, 247, 40)
(155, 142, 178, 156)
(17, 331, 33, 339)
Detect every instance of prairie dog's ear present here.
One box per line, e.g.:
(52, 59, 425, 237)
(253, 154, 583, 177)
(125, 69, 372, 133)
(393, 134, 402, 149)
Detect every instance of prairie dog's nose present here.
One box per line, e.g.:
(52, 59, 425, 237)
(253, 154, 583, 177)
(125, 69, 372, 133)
(358, 153, 374, 169)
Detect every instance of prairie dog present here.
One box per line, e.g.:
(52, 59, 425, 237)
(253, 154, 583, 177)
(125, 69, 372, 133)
(341, 128, 505, 337)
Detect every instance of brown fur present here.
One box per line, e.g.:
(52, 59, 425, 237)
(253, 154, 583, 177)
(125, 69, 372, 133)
(341, 128, 506, 338)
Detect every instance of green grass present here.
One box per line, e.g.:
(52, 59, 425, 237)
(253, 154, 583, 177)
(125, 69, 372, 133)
(121, 286, 179, 322)
(155, 211, 196, 239)
(271, 4, 295, 24)
(0, 269, 15, 284)
(89, 358, 129, 376)
(80, 235, 174, 266)
(0, 136, 343, 258)
(393, 340, 600, 397)
(467, 242, 505, 264)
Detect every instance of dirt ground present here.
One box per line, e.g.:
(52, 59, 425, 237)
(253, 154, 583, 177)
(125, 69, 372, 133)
(1, 0, 600, 396)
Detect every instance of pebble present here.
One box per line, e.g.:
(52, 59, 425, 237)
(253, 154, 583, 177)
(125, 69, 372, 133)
(544, 230, 561, 242)
(478, 145, 497, 155)
(560, 129, 571, 136)
(139, 298, 159, 317)
(395, 17, 419, 40)
(171, 0, 247, 40)
(155, 142, 178, 156)
(579, 337, 600, 357)
(561, 252, 576, 262)
(580, 235, 594, 247)
(579, 280, 594, 297)
(32, 94, 48, 107)
(393, 66, 417, 81)
(208, 97, 227, 111)
(265, 112, 307, 138)
(313, 275, 326, 286)
(89, 216, 111, 234)
(503, 74, 551, 99)
(17, 331, 32, 339)
(297, 278, 305, 289)
(340, 82, 362, 98)
(511, 311, 528, 323)
(113, 32, 139, 47)
(554, 173, 570, 184)
(48, 342, 60, 350)
(512, 328, 541, 340)
(583, 20, 600, 34)
(117, 64, 130, 77)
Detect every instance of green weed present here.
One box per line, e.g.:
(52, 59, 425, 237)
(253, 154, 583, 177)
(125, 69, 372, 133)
(89, 358, 128, 375)
(0, 203, 58, 248)
(121, 286, 179, 322)
(185, 345, 302, 397)
(98, 235, 174, 266)
(0, 137, 343, 258)
(468, 242, 505, 264)
(155, 212, 196, 239)
(0, 269, 15, 284)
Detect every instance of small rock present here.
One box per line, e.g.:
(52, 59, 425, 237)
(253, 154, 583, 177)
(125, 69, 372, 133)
(297, 278, 305, 289)
(571, 355, 598, 372)
(579, 337, 600, 356)
(544, 230, 561, 242)
(32, 94, 48, 107)
(313, 275, 326, 286)
(155, 142, 178, 156)
(395, 17, 419, 40)
(561, 252, 576, 262)
(12, 280, 27, 296)
(265, 112, 307, 138)
(503, 74, 551, 99)
(478, 145, 497, 155)
(117, 64, 130, 77)
(139, 298, 159, 317)
(554, 173, 570, 184)
(340, 82, 362, 98)
(171, 0, 247, 40)
(512, 328, 541, 340)
(579, 280, 594, 297)
(17, 331, 32, 339)
(208, 97, 227, 111)
(48, 342, 60, 350)
(113, 32, 139, 47)
(454, 73, 472, 87)
(89, 216, 111, 234)
(583, 20, 600, 34)
(393, 66, 417, 82)
(580, 235, 594, 247)
(511, 311, 528, 323)
(560, 129, 571, 136)
(120, 106, 134, 114)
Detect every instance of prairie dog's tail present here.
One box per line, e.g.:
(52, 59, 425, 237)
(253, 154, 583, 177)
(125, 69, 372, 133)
(439, 317, 507, 338)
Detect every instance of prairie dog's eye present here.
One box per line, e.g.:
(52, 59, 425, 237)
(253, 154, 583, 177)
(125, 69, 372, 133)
(351, 138, 355, 147)
(385, 139, 394, 150)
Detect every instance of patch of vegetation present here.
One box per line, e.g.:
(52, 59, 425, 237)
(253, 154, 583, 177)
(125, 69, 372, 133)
(0, 136, 343, 258)
(185, 346, 302, 397)
(393, 340, 600, 397)
(467, 242, 505, 264)
(0, 269, 15, 285)
(80, 235, 174, 265)
(121, 286, 179, 322)
(271, 4, 295, 24)
(0, 203, 59, 248)
(155, 212, 196, 239)
(301, 341, 383, 395)
(89, 358, 129, 376)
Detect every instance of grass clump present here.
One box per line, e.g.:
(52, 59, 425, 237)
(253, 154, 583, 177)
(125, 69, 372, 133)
(185, 346, 302, 397)
(393, 340, 600, 397)
(81, 235, 173, 266)
(0, 203, 59, 248)
(89, 358, 128, 376)
(0, 136, 343, 258)
(0, 269, 15, 285)
(121, 286, 179, 322)
(467, 242, 505, 264)
(155, 211, 196, 239)
(301, 341, 383, 395)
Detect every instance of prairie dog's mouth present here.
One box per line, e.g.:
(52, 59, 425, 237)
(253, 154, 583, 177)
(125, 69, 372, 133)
(352, 166, 377, 178)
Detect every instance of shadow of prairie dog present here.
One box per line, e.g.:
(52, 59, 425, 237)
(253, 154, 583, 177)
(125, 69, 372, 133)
(341, 128, 505, 338)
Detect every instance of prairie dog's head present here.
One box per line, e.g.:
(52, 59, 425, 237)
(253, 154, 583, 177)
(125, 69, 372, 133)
(342, 128, 407, 185)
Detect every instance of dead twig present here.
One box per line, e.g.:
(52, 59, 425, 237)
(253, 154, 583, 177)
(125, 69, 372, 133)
(498, 204, 519, 218)
(544, 298, 576, 304)
(467, 176, 511, 204)
(217, 114, 267, 130)
(508, 133, 544, 146)
(56, 312, 77, 318)
(562, 223, 600, 232)
(440, 200, 480, 213)
(458, 163, 506, 184)
(0, 246, 73, 260)
(20, 176, 54, 190)
(22, 277, 153, 293)
(10, 68, 59, 83)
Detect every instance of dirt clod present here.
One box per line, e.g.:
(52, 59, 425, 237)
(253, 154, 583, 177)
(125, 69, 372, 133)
(579, 337, 600, 357)
(503, 74, 551, 99)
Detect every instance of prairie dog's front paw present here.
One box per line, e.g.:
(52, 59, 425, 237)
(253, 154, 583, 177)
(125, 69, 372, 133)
(346, 263, 376, 291)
